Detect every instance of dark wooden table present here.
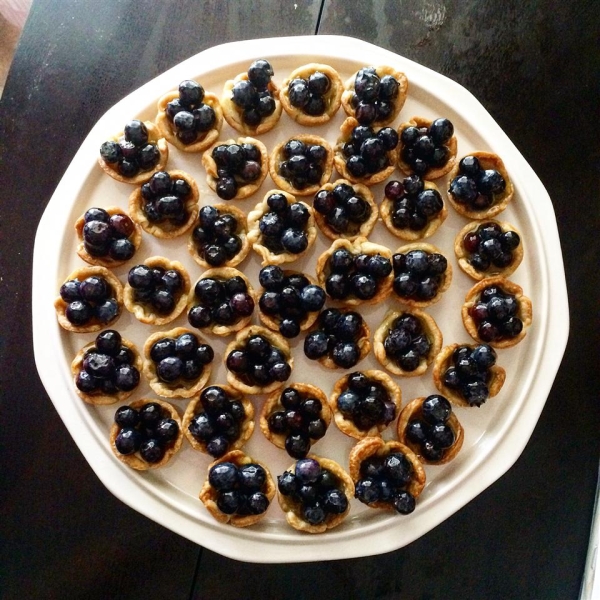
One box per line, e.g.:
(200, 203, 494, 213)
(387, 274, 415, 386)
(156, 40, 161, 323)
(1, 1, 598, 598)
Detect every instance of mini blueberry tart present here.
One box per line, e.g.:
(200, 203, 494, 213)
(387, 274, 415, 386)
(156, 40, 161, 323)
(225, 325, 293, 395)
(316, 237, 393, 306)
(182, 384, 254, 458)
(55, 266, 123, 333)
(269, 135, 334, 197)
(277, 456, 354, 533)
(71, 330, 141, 405)
(380, 176, 447, 241)
(397, 395, 464, 465)
(341, 66, 409, 127)
(199, 450, 276, 527)
(188, 204, 250, 269)
(110, 398, 183, 470)
(373, 309, 442, 377)
(129, 170, 199, 238)
(246, 190, 317, 265)
(455, 220, 524, 280)
(447, 152, 514, 219)
(260, 383, 331, 459)
(329, 370, 402, 439)
(304, 308, 371, 370)
(221, 59, 282, 135)
(312, 179, 378, 241)
(123, 256, 190, 325)
(462, 276, 533, 348)
(397, 116, 457, 180)
(279, 63, 343, 126)
(202, 137, 268, 201)
(155, 79, 223, 152)
(98, 119, 168, 185)
(143, 327, 214, 399)
(257, 266, 326, 339)
(391, 243, 452, 308)
(334, 117, 399, 186)
(432, 343, 506, 407)
(348, 437, 425, 514)
(187, 268, 256, 336)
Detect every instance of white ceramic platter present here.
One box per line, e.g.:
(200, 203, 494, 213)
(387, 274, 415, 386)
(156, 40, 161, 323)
(32, 36, 569, 562)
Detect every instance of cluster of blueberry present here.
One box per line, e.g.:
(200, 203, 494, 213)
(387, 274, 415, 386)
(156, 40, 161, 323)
(400, 118, 454, 176)
(165, 80, 216, 145)
(449, 155, 506, 211)
(80, 208, 137, 261)
(277, 139, 328, 191)
(191, 205, 244, 266)
(128, 263, 185, 315)
(230, 59, 277, 127)
(313, 182, 372, 236)
(139, 171, 192, 226)
(341, 124, 399, 179)
(287, 71, 332, 117)
(350, 67, 400, 125)
(462, 222, 520, 273)
(211, 142, 263, 200)
(383, 313, 432, 372)
(468, 284, 523, 342)
(60, 274, 119, 326)
(392, 249, 448, 302)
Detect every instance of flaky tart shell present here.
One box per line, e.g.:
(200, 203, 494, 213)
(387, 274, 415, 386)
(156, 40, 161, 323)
(123, 256, 190, 325)
(373, 308, 442, 377)
(397, 397, 464, 465)
(279, 63, 343, 126)
(316, 237, 393, 307)
(110, 398, 183, 470)
(202, 136, 269, 200)
(55, 266, 124, 333)
(454, 220, 524, 281)
(348, 437, 426, 510)
(432, 343, 507, 408)
(334, 117, 399, 186)
(313, 179, 379, 241)
(182, 384, 255, 454)
(155, 90, 223, 152)
(199, 450, 276, 528)
(269, 134, 334, 196)
(329, 370, 402, 439)
(380, 180, 448, 241)
(397, 116, 457, 181)
(260, 383, 331, 451)
(187, 267, 256, 336)
(341, 66, 409, 127)
(98, 121, 168, 185)
(221, 72, 282, 135)
(71, 336, 142, 405)
(247, 189, 317, 265)
(277, 454, 354, 534)
(225, 325, 293, 395)
(447, 151, 515, 219)
(461, 276, 533, 349)
(143, 327, 213, 399)
(314, 312, 371, 370)
(187, 203, 251, 269)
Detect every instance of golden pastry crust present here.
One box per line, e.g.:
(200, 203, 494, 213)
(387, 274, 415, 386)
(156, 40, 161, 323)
(316, 237, 393, 306)
(333, 117, 399, 186)
(279, 63, 343, 126)
(123, 256, 190, 325)
(313, 180, 379, 241)
(98, 121, 168, 185)
(329, 370, 402, 439)
(454, 220, 524, 281)
(109, 398, 183, 470)
(461, 276, 533, 349)
(447, 151, 515, 219)
(277, 454, 354, 534)
(341, 66, 409, 126)
(224, 325, 293, 395)
(269, 134, 334, 196)
(432, 343, 506, 407)
(187, 203, 251, 269)
(348, 437, 426, 510)
(54, 266, 123, 333)
(397, 116, 457, 180)
(199, 450, 276, 527)
(182, 385, 255, 454)
(187, 268, 256, 336)
(373, 308, 442, 377)
(246, 190, 317, 265)
(155, 90, 223, 152)
(71, 336, 142, 405)
(202, 136, 269, 200)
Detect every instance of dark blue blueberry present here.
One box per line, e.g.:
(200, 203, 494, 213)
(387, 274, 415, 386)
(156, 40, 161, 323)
(128, 264, 153, 289)
(189, 413, 214, 441)
(443, 367, 461, 389)
(217, 490, 240, 514)
(285, 433, 311, 459)
(75, 370, 97, 393)
(459, 155, 481, 176)
(471, 344, 497, 371)
(351, 273, 376, 300)
(140, 439, 165, 463)
(270, 361, 291, 382)
(277, 471, 298, 496)
(355, 478, 380, 504)
(502, 230, 520, 251)
(323, 489, 348, 514)
(398, 350, 421, 372)
(429, 118, 454, 145)
(288, 79, 310, 107)
(304, 330, 329, 360)
(384, 327, 411, 356)
(231, 80, 258, 108)
(478, 169, 506, 195)
(206, 436, 230, 458)
(152, 289, 175, 314)
(406, 419, 429, 444)
(83, 352, 114, 379)
(209, 462, 238, 492)
(450, 175, 478, 204)
(300, 285, 326, 312)
(325, 273, 349, 299)
(354, 68, 380, 102)
(303, 502, 326, 525)
(281, 228, 308, 254)
(462, 380, 489, 407)
(201, 386, 230, 415)
(404, 250, 429, 274)
(295, 458, 321, 484)
(155, 418, 179, 443)
(422, 395, 452, 424)
(501, 316, 524, 338)
(307, 418, 326, 440)
(332, 342, 360, 369)
(429, 423, 455, 448)
(417, 277, 440, 300)
(115, 365, 140, 391)
(384, 453, 412, 485)
(248, 59, 273, 89)
(115, 428, 142, 455)
(99, 141, 122, 163)
(238, 464, 266, 492)
(124, 120, 148, 146)
(393, 491, 416, 514)
(157, 356, 183, 382)
(335, 311, 362, 341)
(346, 155, 366, 177)
(416, 189, 443, 217)
(337, 390, 360, 416)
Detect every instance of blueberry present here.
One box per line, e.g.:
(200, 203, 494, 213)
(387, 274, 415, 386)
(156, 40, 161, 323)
(157, 356, 183, 382)
(303, 502, 326, 525)
(299, 285, 326, 312)
(248, 59, 273, 88)
(114, 365, 140, 391)
(355, 478, 380, 504)
(206, 436, 230, 458)
(151, 289, 175, 314)
(323, 489, 348, 515)
(459, 155, 481, 176)
(277, 471, 298, 496)
(279, 319, 301, 338)
(216, 490, 240, 514)
(502, 230, 521, 251)
(429, 118, 454, 145)
(231, 80, 258, 108)
(393, 491, 416, 514)
(139, 439, 165, 463)
(100, 141, 122, 164)
(115, 428, 142, 455)
(295, 458, 321, 484)
(471, 344, 496, 370)
(270, 361, 291, 382)
(384, 327, 411, 356)
(351, 273, 377, 300)
(336, 390, 359, 416)
(462, 380, 489, 407)
(354, 68, 380, 102)
(355, 101, 377, 125)
(449, 175, 478, 204)
(188, 413, 214, 441)
(332, 342, 360, 369)
(304, 330, 329, 360)
(325, 273, 349, 299)
(405, 250, 429, 274)
(281, 228, 308, 254)
(124, 120, 148, 146)
(429, 423, 455, 448)
(377, 127, 399, 151)
(307, 418, 326, 440)
(285, 433, 311, 459)
(226, 349, 248, 373)
(398, 350, 421, 371)
(422, 395, 452, 424)
(201, 386, 230, 415)
(334, 311, 362, 341)
(478, 169, 506, 195)
(288, 79, 310, 107)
